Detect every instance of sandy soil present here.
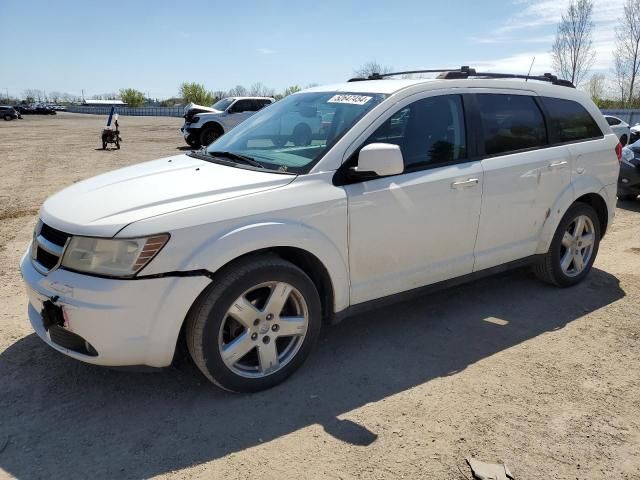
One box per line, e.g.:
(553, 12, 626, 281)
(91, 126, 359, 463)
(1, 113, 639, 479)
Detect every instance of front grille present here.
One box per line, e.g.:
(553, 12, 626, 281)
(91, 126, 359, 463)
(36, 247, 59, 270)
(40, 223, 70, 247)
(31, 221, 71, 274)
(49, 325, 98, 356)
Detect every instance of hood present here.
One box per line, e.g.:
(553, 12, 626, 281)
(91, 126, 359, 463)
(41, 154, 295, 237)
(183, 102, 220, 116)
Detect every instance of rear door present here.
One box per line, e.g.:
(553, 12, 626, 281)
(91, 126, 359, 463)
(226, 99, 255, 128)
(472, 92, 572, 271)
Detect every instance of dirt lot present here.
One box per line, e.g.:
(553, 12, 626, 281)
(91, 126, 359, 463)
(1, 113, 640, 479)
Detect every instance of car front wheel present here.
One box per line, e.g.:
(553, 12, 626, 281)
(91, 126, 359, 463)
(186, 255, 322, 392)
(533, 202, 601, 287)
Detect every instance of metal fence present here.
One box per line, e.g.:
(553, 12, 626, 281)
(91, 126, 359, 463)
(66, 105, 184, 117)
(66, 105, 640, 124)
(601, 109, 640, 126)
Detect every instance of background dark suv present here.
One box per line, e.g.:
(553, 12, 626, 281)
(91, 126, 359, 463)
(1, 106, 20, 121)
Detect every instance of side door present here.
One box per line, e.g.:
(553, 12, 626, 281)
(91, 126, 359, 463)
(342, 93, 484, 305)
(225, 99, 255, 128)
(472, 92, 572, 271)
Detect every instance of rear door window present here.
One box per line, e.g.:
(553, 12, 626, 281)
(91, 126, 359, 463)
(476, 94, 547, 156)
(606, 116, 621, 126)
(540, 97, 603, 143)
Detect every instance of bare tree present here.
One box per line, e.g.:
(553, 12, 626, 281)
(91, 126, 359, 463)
(249, 82, 275, 97)
(354, 61, 392, 79)
(586, 73, 605, 101)
(227, 85, 248, 97)
(551, 0, 595, 86)
(23, 89, 43, 103)
(614, 0, 640, 104)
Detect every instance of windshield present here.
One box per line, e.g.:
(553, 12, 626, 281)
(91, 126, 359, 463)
(206, 91, 387, 174)
(212, 98, 234, 111)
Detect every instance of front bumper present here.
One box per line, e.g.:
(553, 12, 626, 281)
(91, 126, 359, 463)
(618, 161, 640, 196)
(20, 249, 210, 367)
(181, 124, 201, 139)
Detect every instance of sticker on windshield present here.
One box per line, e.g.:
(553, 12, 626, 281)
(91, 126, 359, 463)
(327, 94, 372, 105)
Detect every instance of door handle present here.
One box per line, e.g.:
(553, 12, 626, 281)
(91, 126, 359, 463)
(451, 178, 479, 189)
(548, 160, 568, 169)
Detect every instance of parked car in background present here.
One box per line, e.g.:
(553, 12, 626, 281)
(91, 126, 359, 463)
(14, 105, 32, 115)
(1, 106, 20, 121)
(21, 69, 620, 392)
(604, 115, 630, 145)
(51, 105, 67, 111)
(35, 105, 56, 115)
(618, 141, 640, 201)
(181, 97, 274, 147)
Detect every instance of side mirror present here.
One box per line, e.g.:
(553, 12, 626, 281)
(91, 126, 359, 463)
(355, 143, 404, 177)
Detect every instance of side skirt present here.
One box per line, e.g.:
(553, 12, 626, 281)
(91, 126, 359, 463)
(332, 255, 539, 324)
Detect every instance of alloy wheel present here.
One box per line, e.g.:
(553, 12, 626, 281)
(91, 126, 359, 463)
(218, 281, 309, 378)
(559, 214, 595, 277)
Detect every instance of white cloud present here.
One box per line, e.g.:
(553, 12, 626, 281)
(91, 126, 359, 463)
(472, 0, 626, 77)
(258, 47, 274, 55)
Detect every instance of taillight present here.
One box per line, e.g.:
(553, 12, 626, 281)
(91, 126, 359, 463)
(616, 142, 623, 162)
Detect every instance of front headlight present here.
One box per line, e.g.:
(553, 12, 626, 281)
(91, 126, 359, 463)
(61, 234, 169, 278)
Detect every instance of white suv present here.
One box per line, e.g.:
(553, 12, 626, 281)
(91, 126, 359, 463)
(21, 68, 620, 392)
(181, 97, 274, 148)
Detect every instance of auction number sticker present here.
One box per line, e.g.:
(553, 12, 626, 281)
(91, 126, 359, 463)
(327, 94, 372, 105)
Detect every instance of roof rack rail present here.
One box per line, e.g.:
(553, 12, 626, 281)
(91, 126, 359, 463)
(347, 66, 575, 88)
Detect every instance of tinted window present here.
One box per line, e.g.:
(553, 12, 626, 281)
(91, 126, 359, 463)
(366, 95, 466, 170)
(541, 97, 603, 143)
(255, 99, 272, 109)
(232, 100, 253, 113)
(606, 116, 621, 126)
(477, 94, 547, 155)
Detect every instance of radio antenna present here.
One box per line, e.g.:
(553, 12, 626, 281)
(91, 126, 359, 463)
(526, 56, 536, 81)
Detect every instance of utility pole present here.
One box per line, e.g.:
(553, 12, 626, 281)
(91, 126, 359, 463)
(5, 88, 8, 103)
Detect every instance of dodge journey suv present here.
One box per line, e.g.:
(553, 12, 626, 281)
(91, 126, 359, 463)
(21, 68, 620, 392)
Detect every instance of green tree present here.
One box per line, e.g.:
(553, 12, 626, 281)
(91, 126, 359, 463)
(119, 88, 145, 107)
(282, 85, 301, 97)
(180, 82, 214, 105)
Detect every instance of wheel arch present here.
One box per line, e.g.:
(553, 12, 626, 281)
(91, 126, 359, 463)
(201, 121, 224, 135)
(172, 245, 339, 365)
(536, 185, 609, 254)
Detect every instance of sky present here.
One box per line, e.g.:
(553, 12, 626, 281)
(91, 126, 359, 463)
(0, 0, 627, 100)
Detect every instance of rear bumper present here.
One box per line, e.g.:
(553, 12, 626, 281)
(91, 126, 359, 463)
(20, 249, 210, 367)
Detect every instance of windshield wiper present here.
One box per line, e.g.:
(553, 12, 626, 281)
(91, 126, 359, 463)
(208, 151, 265, 169)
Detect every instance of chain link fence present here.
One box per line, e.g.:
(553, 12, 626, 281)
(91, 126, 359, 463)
(66, 105, 184, 117)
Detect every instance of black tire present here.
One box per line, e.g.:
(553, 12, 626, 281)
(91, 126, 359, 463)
(185, 135, 200, 148)
(532, 202, 601, 287)
(186, 255, 322, 393)
(200, 124, 222, 146)
(620, 134, 628, 146)
(3, 115, 12, 121)
(292, 123, 312, 146)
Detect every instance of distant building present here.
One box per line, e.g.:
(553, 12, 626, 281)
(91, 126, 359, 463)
(82, 99, 127, 106)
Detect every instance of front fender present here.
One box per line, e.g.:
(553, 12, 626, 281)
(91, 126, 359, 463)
(181, 221, 350, 312)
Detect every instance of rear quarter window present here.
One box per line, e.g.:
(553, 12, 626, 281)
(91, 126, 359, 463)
(476, 94, 547, 156)
(540, 97, 603, 143)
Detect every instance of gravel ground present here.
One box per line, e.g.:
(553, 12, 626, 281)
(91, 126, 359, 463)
(0, 113, 639, 479)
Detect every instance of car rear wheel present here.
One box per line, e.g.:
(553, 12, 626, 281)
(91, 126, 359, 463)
(3, 114, 12, 121)
(186, 255, 322, 392)
(533, 202, 600, 287)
